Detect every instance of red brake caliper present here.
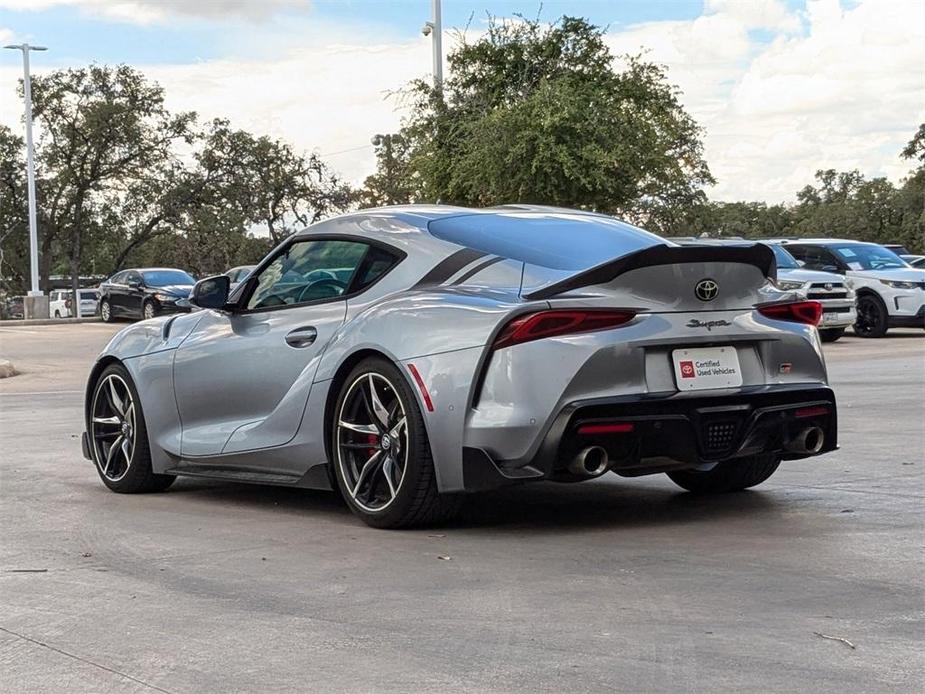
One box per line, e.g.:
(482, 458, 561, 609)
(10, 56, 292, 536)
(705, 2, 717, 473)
(366, 433, 378, 458)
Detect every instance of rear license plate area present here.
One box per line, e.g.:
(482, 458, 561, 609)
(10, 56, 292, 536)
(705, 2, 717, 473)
(672, 346, 742, 391)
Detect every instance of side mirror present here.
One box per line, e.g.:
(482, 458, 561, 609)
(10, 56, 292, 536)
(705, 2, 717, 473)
(190, 275, 230, 310)
(127, 278, 142, 289)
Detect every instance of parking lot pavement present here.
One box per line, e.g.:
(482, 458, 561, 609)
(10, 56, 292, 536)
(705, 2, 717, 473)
(1, 323, 923, 693)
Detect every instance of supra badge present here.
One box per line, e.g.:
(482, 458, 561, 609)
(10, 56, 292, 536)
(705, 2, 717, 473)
(695, 278, 719, 302)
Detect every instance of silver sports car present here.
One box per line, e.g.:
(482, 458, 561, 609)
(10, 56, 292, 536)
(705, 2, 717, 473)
(82, 205, 838, 528)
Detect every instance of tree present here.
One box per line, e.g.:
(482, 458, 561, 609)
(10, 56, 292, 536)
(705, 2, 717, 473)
(28, 65, 195, 307)
(360, 15, 713, 230)
(0, 126, 28, 294)
(196, 119, 352, 243)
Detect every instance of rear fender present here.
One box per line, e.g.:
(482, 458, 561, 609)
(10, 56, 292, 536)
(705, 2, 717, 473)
(315, 289, 527, 493)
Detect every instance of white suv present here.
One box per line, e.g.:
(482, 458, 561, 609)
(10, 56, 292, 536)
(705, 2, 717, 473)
(48, 289, 100, 319)
(779, 240, 925, 337)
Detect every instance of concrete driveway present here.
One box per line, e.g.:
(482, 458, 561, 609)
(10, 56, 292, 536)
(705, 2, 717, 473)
(1, 322, 923, 692)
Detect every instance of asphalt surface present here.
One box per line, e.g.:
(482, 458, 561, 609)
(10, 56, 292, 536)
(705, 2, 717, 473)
(1, 322, 923, 693)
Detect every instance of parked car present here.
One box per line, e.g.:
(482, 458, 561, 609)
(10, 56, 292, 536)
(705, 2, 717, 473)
(670, 239, 856, 342)
(2, 295, 24, 320)
(82, 205, 838, 528)
(900, 254, 925, 268)
(777, 240, 925, 337)
(225, 265, 257, 291)
(884, 244, 911, 255)
(49, 289, 99, 318)
(98, 268, 195, 322)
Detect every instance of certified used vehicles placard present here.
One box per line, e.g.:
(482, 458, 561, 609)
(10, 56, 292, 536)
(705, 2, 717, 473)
(672, 346, 743, 391)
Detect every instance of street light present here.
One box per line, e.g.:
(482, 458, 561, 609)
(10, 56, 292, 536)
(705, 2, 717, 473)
(4, 42, 47, 319)
(422, 0, 443, 87)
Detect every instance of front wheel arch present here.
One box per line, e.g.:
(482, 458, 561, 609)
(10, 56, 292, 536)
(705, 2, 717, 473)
(85, 356, 124, 430)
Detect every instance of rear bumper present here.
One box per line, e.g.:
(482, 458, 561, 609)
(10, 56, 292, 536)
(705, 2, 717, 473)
(462, 385, 837, 491)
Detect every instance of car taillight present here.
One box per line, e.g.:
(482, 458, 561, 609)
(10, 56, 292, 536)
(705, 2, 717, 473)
(758, 300, 822, 326)
(492, 309, 636, 350)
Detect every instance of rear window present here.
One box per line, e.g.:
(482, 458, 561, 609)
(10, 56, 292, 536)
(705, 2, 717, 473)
(80, 290, 99, 299)
(428, 212, 667, 271)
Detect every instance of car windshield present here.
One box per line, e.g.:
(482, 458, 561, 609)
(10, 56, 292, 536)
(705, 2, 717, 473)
(831, 245, 908, 270)
(142, 270, 195, 287)
(770, 245, 800, 269)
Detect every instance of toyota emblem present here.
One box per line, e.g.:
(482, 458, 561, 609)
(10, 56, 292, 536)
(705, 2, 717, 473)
(695, 279, 719, 302)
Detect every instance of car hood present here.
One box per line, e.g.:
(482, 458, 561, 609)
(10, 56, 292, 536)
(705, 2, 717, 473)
(778, 268, 845, 284)
(849, 267, 925, 282)
(149, 284, 193, 297)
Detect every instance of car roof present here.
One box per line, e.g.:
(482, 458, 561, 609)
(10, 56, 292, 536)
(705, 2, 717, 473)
(775, 239, 882, 246)
(295, 204, 667, 272)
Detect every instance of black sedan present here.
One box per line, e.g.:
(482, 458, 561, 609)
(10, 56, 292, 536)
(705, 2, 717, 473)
(98, 268, 195, 322)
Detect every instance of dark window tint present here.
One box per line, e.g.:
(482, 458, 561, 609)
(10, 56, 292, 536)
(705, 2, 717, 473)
(110, 271, 127, 284)
(787, 246, 840, 271)
(247, 239, 368, 310)
(352, 246, 399, 291)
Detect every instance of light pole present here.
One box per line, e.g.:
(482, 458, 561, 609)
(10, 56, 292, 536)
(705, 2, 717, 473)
(4, 42, 47, 318)
(422, 0, 443, 87)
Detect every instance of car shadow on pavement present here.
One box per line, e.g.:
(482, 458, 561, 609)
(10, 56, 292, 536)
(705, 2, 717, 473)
(454, 479, 783, 533)
(161, 475, 783, 533)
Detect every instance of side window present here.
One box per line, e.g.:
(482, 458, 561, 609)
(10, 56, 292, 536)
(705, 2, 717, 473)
(799, 247, 840, 271)
(110, 272, 126, 284)
(352, 245, 400, 292)
(246, 239, 368, 310)
(127, 271, 143, 286)
(783, 245, 808, 262)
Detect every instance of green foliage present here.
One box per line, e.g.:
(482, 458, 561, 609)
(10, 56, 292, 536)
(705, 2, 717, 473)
(360, 15, 713, 231)
(0, 65, 350, 296)
(0, 126, 28, 293)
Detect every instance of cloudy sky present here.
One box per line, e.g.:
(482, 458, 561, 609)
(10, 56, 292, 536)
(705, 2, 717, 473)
(1, 0, 922, 203)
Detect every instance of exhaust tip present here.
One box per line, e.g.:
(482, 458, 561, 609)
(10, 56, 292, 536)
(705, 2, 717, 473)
(568, 446, 610, 477)
(787, 426, 825, 454)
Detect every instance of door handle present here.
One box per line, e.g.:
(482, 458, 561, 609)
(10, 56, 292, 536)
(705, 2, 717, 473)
(285, 326, 317, 348)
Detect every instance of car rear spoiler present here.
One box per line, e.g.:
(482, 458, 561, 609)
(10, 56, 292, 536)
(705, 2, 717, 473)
(523, 243, 777, 300)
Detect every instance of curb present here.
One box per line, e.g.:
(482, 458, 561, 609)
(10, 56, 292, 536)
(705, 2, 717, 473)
(1, 317, 102, 326)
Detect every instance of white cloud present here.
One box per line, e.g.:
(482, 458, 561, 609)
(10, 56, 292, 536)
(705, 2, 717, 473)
(609, 0, 925, 201)
(1, 0, 923, 203)
(0, 0, 308, 25)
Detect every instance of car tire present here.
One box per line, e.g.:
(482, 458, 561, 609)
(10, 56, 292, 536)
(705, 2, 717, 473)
(331, 357, 462, 529)
(854, 294, 888, 338)
(666, 454, 781, 494)
(819, 328, 846, 342)
(142, 300, 156, 320)
(88, 363, 175, 494)
(100, 299, 113, 323)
